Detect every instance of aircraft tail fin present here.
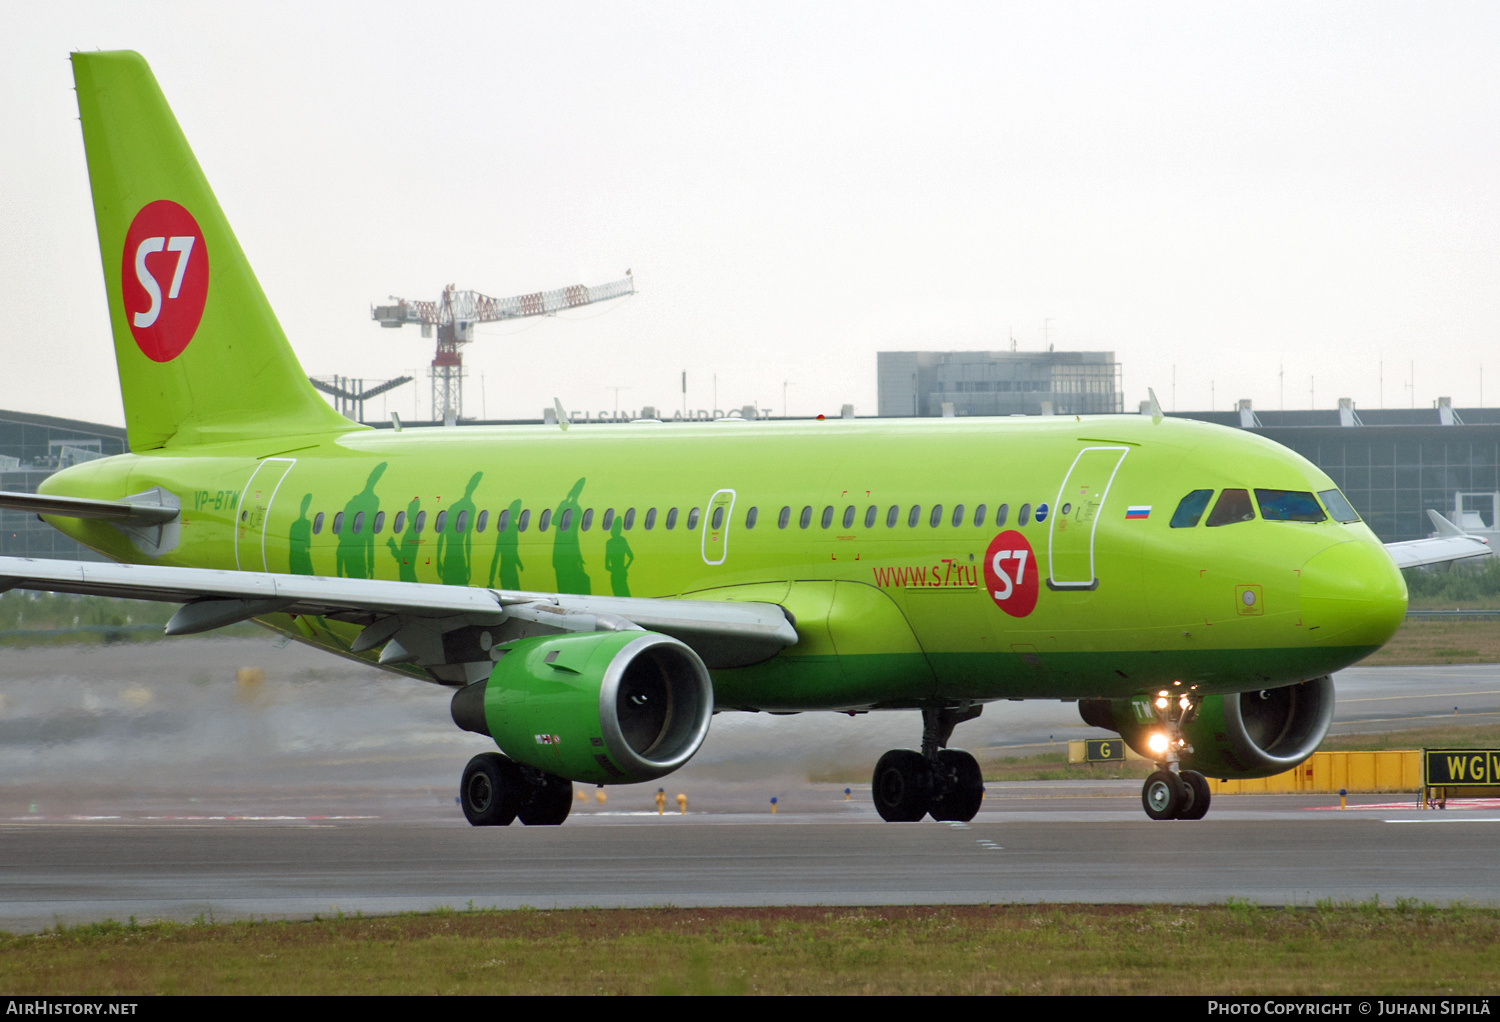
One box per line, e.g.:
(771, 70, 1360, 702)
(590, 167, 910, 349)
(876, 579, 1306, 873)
(71, 51, 353, 451)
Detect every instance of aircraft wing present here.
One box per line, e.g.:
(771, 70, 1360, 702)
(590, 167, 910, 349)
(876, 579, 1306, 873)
(1383, 510, 1492, 570)
(0, 555, 797, 672)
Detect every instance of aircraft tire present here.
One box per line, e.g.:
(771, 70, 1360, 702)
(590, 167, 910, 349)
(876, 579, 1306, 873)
(928, 749, 985, 822)
(516, 768, 574, 826)
(1141, 770, 1182, 821)
(873, 749, 932, 822)
(1179, 770, 1211, 820)
(461, 752, 522, 826)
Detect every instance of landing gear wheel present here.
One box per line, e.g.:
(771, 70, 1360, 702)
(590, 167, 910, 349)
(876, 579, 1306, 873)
(1142, 770, 1182, 821)
(460, 752, 522, 826)
(928, 749, 985, 822)
(516, 768, 574, 826)
(873, 749, 933, 822)
(1179, 770, 1211, 820)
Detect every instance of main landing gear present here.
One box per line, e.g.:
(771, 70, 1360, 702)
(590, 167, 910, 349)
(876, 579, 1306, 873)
(460, 752, 574, 826)
(1140, 688, 1211, 821)
(873, 705, 986, 823)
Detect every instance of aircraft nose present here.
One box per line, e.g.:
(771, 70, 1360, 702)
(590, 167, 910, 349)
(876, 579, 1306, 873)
(1299, 540, 1408, 651)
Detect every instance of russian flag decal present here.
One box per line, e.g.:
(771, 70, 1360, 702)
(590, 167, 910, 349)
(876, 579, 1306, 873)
(1125, 506, 1151, 520)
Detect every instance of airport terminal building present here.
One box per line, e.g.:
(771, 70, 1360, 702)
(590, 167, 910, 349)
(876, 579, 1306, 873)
(1168, 402, 1500, 547)
(0, 409, 128, 561)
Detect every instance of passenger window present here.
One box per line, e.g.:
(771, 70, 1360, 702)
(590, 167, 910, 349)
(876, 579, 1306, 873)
(434, 510, 447, 533)
(517, 509, 530, 531)
(973, 504, 986, 527)
(746, 506, 758, 529)
(475, 510, 488, 533)
(908, 505, 921, 527)
(332, 512, 344, 534)
(313, 512, 324, 534)
(580, 508, 592, 531)
(799, 506, 812, 529)
(415, 510, 427, 533)
(842, 506, 855, 529)
(778, 506, 791, 529)
(929, 505, 943, 527)
(1205, 489, 1255, 527)
(952, 504, 964, 527)
(996, 503, 1008, 527)
(373, 511, 386, 534)
(458, 510, 470, 532)
(886, 505, 899, 528)
(687, 507, 700, 529)
(821, 506, 834, 529)
(392, 511, 405, 533)
(1318, 488, 1361, 523)
(1018, 503, 1031, 526)
(601, 508, 614, 531)
(711, 506, 724, 530)
(623, 508, 635, 530)
(864, 505, 876, 529)
(644, 508, 657, 530)
(1255, 489, 1327, 523)
(1170, 490, 1213, 529)
(495, 509, 508, 532)
(539, 509, 551, 531)
(559, 508, 573, 531)
(352, 511, 365, 534)
(666, 507, 679, 530)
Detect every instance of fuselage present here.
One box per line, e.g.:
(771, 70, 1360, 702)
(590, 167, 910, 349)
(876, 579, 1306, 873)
(39, 413, 1407, 710)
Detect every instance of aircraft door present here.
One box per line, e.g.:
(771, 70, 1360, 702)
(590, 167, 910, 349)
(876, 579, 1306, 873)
(234, 458, 297, 571)
(1048, 446, 1128, 590)
(701, 489, 736, 566)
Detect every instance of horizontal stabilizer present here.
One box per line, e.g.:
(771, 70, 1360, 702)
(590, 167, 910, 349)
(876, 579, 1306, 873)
(0, 490, 179, 525)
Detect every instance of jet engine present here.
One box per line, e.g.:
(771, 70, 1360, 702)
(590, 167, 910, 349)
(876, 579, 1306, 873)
(451, 630, 714, 785)
(1078, 676, 1335, 779)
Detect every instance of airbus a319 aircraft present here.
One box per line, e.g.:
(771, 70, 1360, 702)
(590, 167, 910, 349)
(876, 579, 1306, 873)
(4, 52, 1484, 826)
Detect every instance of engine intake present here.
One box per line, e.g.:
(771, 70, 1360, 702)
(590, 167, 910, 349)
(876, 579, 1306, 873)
(452, 630, 713, 785)
(1078, 676, 1335, 779)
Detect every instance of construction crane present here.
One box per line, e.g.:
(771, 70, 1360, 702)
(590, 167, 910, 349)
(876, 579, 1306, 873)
(371, 273, 636, 425)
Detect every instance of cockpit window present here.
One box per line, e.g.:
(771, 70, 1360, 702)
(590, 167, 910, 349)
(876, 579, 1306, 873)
(1318, 488, 1361, 523)
(1170, 489, 1213, 529)
(1205, 488, 1255, 527)
(1255, 489, 1327, 523)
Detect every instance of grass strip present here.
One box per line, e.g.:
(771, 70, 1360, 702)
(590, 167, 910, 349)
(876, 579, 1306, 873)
(3, 902, 1498, 995)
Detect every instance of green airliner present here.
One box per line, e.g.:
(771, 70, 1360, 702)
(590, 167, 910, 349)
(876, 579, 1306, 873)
(3, 52, 1485, 826)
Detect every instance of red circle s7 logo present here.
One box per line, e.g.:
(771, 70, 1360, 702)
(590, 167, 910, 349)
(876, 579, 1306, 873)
(983, 529, 1039, 617)
(120, 200, 209, 363)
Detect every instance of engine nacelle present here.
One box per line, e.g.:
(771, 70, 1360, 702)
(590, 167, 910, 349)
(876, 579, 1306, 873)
(1078, 676, 1335, 779)
(451, 630, 714, 785)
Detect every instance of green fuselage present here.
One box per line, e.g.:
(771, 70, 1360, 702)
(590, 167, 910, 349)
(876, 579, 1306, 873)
(40, 412, 1408, 711)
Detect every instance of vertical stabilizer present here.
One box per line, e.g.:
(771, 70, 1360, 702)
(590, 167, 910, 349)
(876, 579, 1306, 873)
(71, 51, 353, 450)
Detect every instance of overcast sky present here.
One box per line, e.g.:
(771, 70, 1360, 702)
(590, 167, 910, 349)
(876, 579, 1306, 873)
(4, 2, 1498, 426)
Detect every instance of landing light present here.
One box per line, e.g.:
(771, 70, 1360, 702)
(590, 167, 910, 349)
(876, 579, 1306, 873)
(1154, 696, 1169, 710)
(1147, 732, 1170, 755)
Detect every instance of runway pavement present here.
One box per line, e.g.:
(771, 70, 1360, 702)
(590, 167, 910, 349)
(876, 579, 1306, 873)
(2, 636, 1499, 932)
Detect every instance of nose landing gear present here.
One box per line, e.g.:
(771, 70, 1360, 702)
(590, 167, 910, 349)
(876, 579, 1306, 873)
(872, 705, 986, 823)
(1139, 688, 1211, 821)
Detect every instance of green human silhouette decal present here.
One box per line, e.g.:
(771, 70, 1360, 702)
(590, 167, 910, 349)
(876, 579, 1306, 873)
(336, 462, 387, 579)
(288, 493, 314, 575)
(488, 498, 525, 590)
(386, 497, 422, 583)
(437, 471, 483, 586)
(604, 515, 634, 597)
(552, 477, 591, 595)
